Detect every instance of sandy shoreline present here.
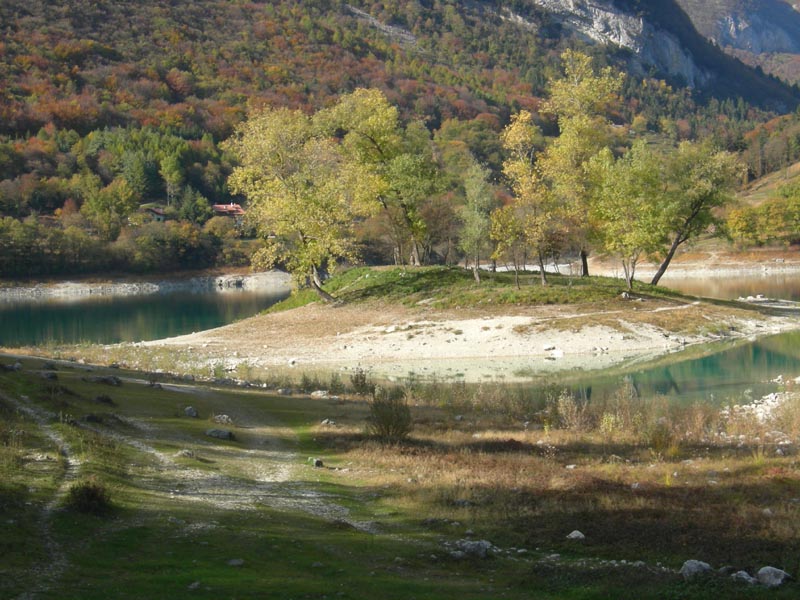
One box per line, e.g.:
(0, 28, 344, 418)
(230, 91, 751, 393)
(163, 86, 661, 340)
(135, 296, 800, 382)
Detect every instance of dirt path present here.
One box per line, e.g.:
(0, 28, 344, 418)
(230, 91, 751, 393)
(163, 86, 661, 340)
(2, 391, 80, 600)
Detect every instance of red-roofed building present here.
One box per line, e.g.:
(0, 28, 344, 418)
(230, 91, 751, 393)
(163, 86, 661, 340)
(212, 203, 245, 218)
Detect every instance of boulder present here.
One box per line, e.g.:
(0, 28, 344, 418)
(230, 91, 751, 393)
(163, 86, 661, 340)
(227, 558, 245, 567)
(184, 406, 198, 418)
(731, 570, 757, 585)
(454, 539, 495, 559)
(566, 530, 585, 540)
(310, 390, 329, 398)
(205, 429, 235, 441)
(213, 414, 233, 425)
(679, 560, 713, 580)
(757, 566, 792, 588)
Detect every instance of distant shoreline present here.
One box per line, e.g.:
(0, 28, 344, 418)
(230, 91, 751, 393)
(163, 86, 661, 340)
(0, 270, 292, 303)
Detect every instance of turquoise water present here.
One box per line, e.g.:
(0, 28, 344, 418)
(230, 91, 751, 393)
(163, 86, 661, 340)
(0, 288, 289, 347)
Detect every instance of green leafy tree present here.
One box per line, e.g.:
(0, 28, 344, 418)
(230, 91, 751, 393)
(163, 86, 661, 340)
(223, 105, 382, 302)
(650, 141, 743, 285)
(316, 89, 441, 266)
(589, 141, 670, 290)
(539, 50, 624, 277)
(499, 110, 556, 286)
(80, 176, 139, 241)
(458, 159, 497, 282)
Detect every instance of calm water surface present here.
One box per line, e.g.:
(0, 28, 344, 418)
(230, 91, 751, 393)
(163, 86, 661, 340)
(0, 289, 289, 347)
(660, 271, 800, 301)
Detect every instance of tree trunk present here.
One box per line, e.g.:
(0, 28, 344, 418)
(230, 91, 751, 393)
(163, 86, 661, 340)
(311, 267, 336, 303)
(580, 248, 589, 277)
(538, 251, 548, 286)
(472, 253, 481, 283)
(650, 233, 683, 286)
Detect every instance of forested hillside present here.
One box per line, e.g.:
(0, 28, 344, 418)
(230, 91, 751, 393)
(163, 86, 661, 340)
(1, 0, 798, 279)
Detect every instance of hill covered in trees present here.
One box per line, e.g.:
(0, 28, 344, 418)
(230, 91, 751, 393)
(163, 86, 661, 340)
(1, 0, 799, 279)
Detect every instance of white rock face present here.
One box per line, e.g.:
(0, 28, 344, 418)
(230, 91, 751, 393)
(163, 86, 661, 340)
(528, 0, 709, 87)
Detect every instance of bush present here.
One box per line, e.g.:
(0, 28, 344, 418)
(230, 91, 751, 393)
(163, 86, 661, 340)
(367, 386, 412, 442)
(349, 368, 375, 396)
(65, 478, 111, 515)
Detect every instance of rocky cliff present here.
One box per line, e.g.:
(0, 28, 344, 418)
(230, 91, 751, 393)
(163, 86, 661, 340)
(528, 0, 710, 86)
(676, 0, 800, 82)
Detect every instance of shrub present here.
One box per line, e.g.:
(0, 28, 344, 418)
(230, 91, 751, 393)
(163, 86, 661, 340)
(367, 386, 412, 442)
(349, 368, 375, 396)
(65, 478, 111, 515)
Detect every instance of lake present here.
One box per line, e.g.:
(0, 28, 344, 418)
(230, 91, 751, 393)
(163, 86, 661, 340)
(0, 287, 289, 347)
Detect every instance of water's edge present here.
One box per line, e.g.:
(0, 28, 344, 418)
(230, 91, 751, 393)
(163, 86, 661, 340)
(0, 270, 292, 303)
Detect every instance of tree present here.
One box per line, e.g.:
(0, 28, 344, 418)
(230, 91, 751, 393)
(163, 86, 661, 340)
(80, 176, 139, 241)
(499, 110, 556, 286)
(223, 106, 382, 302)
(490, 203, 527, 289)
(458, 159, 496, 283)
(650, 141, 743, 285)
(539, 50, 624, 277)
(316, 89, 441, 266)
(589, 142, 670, 290)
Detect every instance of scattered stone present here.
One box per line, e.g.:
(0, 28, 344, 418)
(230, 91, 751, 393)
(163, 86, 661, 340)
(757, 566, 792, 588)
(680, 560, 713, 580)
(41, 372, 58, 381)
(320, 418, 335, 425)
(717, 565, 737, 576)
(213, 414, 233, 425)
(311, 390, 329, 398)
(454, 539, 495, 559)
(175, 449, 195, 459)
(227, 559, 245, 567)
(311, 561, 324, 568)
(187, 581, 201, 591)
(277, 388, 293, 396)
(565, 464, 577, 470)
(205, 429, 235, 441)
(731, 570, 758, 585)
(454, 414, 464, 421)
(2, 361, 22, 372)
(184, 406, 198, 418)
(566, 530, 585, 541)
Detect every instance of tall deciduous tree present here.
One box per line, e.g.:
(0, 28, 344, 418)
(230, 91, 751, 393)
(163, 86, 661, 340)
(223, 106, 381, 302)
(459, 159, 496, 283)
(589, 141, 670, 290)
(539, 50, 624, 277)
(650, 141, 743, 285)
(497, 110, 555, 285)
(316, 89, 441, 266)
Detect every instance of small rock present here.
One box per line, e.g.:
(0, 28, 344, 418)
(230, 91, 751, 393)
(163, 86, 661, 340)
(454, 539, 494, 559)
(311, 390, 329, 398)
(320, 418, 335, 425)
(731, 570, 758, 585)
(41, 372, 58, 381)
(680, 560, 713, 580)
(757, 566, 792, 588)
(187, 581, 201, 591)
(311, 561, 324, 568)
(175, 449, 195, 459)
(565, 464, 577, 470)
(227, 558, 245, 567)
(88, 375, 122, 386)
(454, 414, 464, 421)
(277, 388, 293, 396)
(213, 414, 233, 425)
(566, 530, 585, 541)
(184, 406, 198, 418)
(205, 429, 235, 441)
